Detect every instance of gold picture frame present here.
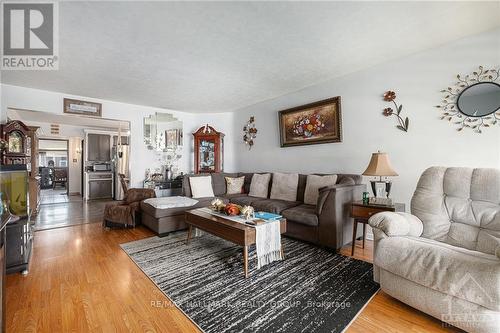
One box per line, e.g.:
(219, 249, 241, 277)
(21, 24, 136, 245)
(278, 97, 342, 147)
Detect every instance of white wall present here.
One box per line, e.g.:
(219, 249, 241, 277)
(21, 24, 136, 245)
(68, 137, 83, 194)
(1, 28, 498, 204)
(230, 28, 500, 207)
(1, 85, 236, 187)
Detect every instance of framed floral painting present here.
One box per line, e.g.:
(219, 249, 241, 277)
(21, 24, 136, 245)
(278, 97, 342, 147)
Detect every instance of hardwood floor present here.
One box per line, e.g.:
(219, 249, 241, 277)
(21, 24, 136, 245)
(34, 200, 111, 231)
(6, 202, 462, 332)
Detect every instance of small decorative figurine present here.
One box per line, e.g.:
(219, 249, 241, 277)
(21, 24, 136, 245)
(241, 205, 255, 220)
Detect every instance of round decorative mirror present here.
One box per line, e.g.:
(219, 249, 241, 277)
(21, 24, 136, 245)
(436, 66, 500, 133)
(457, 82, 500, 117)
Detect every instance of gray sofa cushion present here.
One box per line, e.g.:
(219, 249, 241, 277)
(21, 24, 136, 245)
(249, 173, 271, 198)
(223, 193, 248, 200)
(304, 175, 338, 205)
(270, 172, 299, 201)
(296, 173, 353, 202)
(252, 199, 301, 214)
(282, 204, 319, 226)
(229, 195, 263, 207)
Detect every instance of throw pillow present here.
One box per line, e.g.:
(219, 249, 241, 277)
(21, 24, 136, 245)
(225, 176, 245, 195)
(189, 176, 215, 198)
(270, 172, 299, 201)
(304, 174, 338, 205)
(249, 173, 271, 198)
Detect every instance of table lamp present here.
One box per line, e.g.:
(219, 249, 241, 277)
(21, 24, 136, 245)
(362, 151, 398, 198)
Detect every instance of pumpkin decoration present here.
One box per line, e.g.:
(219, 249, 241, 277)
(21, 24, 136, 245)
(224, 203, 241, 216)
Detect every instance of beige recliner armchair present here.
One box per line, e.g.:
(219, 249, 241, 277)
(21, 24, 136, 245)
(369, 167, 500, 333)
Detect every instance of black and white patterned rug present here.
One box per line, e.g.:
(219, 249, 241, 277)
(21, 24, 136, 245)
(121, 233, 379, 333)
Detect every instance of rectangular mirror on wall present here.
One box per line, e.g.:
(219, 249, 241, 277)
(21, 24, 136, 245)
(143, 113, 183, 152)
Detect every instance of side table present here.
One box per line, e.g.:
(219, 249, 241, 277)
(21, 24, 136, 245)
(350, 201, 405, 256)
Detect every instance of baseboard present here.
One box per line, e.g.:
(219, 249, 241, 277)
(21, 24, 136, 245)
(68, 192, 81, 196)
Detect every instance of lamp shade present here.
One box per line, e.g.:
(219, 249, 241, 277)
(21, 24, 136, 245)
(362, 152, 398, 177)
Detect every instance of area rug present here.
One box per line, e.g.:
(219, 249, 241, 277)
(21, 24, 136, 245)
(121, 233, 379, 333)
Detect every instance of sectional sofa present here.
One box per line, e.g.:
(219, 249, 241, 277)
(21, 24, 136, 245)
(141, 172, 365, 250)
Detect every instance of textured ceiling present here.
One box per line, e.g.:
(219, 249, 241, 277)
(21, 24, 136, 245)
(2, 1, 500, 113)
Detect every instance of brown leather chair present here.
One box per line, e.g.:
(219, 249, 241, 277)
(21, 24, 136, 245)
(103, 187, 155, 228)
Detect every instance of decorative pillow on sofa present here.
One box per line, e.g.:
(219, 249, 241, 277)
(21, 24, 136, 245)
(225, 176, 245, 195)
(270, 172, 299, 202)
(304, 174, 338, 205)
(189, 176, 215, 198)
(249, 173, 271, 198)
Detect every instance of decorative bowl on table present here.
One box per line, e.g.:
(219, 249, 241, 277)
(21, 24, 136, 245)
(210, 199, 242, 216)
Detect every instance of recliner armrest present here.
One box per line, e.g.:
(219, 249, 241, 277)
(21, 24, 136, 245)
(369, 212, 423, 237)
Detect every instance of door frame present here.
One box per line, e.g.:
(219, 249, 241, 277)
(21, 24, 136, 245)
(38, 138, 70, 195)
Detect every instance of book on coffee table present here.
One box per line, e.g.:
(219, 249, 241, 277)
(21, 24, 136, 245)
(254, 212, 282, 221)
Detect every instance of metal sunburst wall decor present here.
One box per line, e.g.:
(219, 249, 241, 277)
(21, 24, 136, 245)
(243, 116, 257, 149)
(436, 66, 500, 133)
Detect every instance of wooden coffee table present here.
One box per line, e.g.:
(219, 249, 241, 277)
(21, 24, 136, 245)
(185, 208, 287, 278)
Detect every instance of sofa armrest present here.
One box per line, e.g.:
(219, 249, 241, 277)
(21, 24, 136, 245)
(316, 184, 365, 249)
(368, 212, 423, 237)
(317, 184, 356, 215)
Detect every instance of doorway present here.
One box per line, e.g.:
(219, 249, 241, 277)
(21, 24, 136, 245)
(38, 139, 71, 205)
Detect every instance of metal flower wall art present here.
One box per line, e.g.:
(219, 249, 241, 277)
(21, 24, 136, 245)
(243, 116, 258, 149)
(382, 91, 409, 132)
(435, 66, 500, 133)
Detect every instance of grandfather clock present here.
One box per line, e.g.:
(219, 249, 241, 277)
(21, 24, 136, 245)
(193, 125, 224, 174)
(0, 120, 30, 166)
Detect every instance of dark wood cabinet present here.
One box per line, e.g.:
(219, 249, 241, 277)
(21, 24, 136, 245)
(193, 125, 224, 174)
(88, 178, 113, 199)
(87, 134, 111, 161)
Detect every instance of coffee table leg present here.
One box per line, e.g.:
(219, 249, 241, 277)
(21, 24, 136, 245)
(186, 225, 192, 245)
(280, 245, 285, 259)
(243, 246, 249, 278)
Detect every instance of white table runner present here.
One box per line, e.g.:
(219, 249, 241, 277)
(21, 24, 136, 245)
(196, 208, 283, 268)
